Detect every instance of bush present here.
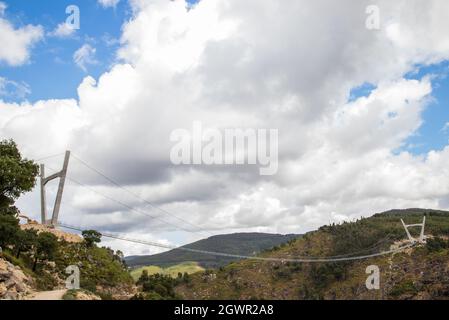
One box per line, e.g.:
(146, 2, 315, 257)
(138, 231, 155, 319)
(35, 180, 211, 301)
(426, 237, 449, 252)
(62, 290, 78, 300)
(137, 273, 182, 300)
(390, 280, 417, 297)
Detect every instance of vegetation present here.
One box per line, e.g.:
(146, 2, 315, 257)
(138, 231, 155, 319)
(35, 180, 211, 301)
(32, 232, 59, 271)
(130, 261, 204, 281)
(82, 230, 102, 247)
(62, 289, 80, 300)
(132, 270, 191, 300)
(62, 289, 99, 300)
(175, 209, 449, 300)
(55, 241, 133, 293)
(0, 139, 133, 296)
(0, 139, 39, 217)
(426, 237, 449, 252)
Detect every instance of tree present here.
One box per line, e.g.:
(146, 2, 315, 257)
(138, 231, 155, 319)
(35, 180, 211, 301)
(32, 232, 59, 271)
(138, 269, 150, 285)
(82, 230, 102, 247)
(0, 139, 39, 216)
(14, 229, 38, 258)
(0, 213, 20, 248)
(114, 250, 126, 267)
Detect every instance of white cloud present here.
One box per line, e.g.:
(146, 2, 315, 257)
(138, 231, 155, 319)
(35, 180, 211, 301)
(3, 0, 449, 254)
(48, 22, 76, 38)
(98, 0, 120, 8)
(0, 77, 31, 100)
(443, 122, 449, 133)
(73, 44, 97, 72)
(0, 5, 43, 66)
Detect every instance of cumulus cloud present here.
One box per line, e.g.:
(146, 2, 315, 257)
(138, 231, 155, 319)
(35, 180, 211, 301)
(0, 4, 43, 66)
(48, 22, 76, 38)
(73, 44, 98, 71)
(3, 0, 449, 254)
(98, 0, 120, 8)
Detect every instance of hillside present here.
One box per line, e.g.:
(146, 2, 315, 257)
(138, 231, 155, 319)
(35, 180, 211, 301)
(0, 220, 135, 300)
(126, 233, 300, 269)
(175, 209, 449, 300)
(130, 262, 205, 281)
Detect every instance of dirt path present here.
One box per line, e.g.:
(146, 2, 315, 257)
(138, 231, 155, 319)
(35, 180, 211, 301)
(27, 289, 67, 300)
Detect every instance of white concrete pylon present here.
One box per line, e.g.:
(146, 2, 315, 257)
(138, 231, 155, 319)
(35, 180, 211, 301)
(40, 151, 70, 226)
(401, 216, 426, 244)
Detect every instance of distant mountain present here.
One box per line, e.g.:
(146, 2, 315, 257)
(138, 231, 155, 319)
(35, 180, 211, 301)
(125, 233, 300, 269)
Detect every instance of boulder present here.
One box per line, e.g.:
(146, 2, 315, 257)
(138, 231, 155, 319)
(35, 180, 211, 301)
(0, 283, 6, 296)
(0, 258, 34, 300)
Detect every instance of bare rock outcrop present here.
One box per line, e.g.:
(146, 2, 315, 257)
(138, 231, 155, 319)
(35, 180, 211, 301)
(20, 223, 83, 243)
(0, 258, 34, 300)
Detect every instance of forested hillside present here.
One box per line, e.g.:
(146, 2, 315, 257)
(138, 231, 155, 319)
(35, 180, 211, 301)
(175, 209, 449, 300)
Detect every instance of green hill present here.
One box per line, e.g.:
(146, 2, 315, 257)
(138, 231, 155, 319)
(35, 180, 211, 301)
(125, 233, 300, 269)
(130, 262, 204, 281)
(175, 209, 449, 300)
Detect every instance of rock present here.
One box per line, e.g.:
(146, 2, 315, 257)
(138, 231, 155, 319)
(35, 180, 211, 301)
(74, 291, 101, 300)
(4, 279, 15, 289)
(0, 271, 10, 281)
(20, 223, 83, 243)
(2, 292, 18, 300)
(15, 281, 27, 293)
(0, 283, 7, 296)
(0, 258, 34, 300)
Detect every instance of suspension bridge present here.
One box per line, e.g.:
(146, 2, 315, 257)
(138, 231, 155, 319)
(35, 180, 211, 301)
(34, 151, 426, 264)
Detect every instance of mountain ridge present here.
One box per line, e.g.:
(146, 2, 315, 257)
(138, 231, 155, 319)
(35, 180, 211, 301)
(125, 232, 300, 269)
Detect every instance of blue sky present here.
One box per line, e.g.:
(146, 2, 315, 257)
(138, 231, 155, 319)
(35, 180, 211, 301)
(349, 62, 449, 156)
(0, 0, 131, 101)
(403, 62, 449, 154)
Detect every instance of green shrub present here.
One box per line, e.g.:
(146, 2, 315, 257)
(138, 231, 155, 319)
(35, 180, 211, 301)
(426, 237, 449, 252)
(390, 280, 417, 297)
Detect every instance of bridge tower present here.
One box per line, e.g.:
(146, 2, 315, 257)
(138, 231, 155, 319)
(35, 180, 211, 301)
(40, 151, 70, 226)
(401, 216, 426, 244)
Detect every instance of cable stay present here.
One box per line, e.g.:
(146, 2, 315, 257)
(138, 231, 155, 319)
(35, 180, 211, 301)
(71, 154, 213, 237)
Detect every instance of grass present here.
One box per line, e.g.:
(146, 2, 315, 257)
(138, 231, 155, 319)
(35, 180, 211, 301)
(130, 261, 204, 281)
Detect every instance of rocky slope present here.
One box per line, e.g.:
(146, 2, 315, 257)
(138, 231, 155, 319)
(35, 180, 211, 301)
(0, 258, 34, 300)
(20, 221, 83, 243)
